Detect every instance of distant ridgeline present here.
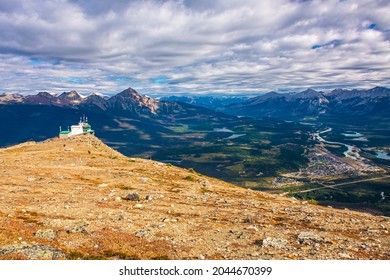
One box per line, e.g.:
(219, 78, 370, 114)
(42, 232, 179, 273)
(59, 116, 94, 138)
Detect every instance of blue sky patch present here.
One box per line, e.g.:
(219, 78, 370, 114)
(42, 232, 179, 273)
(29, 58, 46, 65)
(109, 75, 132, 82)
(152, 77, 169, 84)
(29, 58, 62, 66)
(52, 59, 61, 65)
(67, 77, 83, 84)
(312, 39, 341, 49)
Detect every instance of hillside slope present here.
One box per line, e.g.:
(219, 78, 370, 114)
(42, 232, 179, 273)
(0, 135, 388, 260)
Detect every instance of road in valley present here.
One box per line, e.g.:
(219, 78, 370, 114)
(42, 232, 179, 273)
(284, 175, 390, 196)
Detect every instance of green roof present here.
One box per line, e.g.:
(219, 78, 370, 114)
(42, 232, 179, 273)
(60, 131, 70, 134)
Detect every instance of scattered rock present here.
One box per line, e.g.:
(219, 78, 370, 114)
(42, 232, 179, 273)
(261, 237, 288, 249)
(0, 243, 65, 260)
(133, 204, 143, 209)
(67, 221, 88, 234)
(3, 133, 390, 260)
(123, 193, 140, 201)
(243, 215, 254, 223)
(338, 252, 351, 259)
(136, 230, 149, 238)
(298, 232, 323, 245)
(245, 226, 258, 231)
(198, 180, 210, 188)
(238, 232, 248, 239)
(27, 177, 36, 182)
(35, 229, 58, 240)
(162, 218, 178, 223)
(140, 177, 151, 183)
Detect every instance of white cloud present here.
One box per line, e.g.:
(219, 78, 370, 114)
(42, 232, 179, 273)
(0, 0, 389, 95)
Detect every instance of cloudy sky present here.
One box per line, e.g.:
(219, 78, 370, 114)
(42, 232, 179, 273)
(0, 0, 389, 96)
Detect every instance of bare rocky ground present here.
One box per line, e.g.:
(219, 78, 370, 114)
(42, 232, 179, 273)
(0, 135, 389, 260)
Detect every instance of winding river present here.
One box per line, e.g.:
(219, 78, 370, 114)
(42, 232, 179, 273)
(313, 128, 360, 160)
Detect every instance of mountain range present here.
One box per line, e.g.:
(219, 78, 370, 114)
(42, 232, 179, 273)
(0, 87, 236, 151)
(1, 85, 389, 158)
(0, 88, 161, 115)
(161, 95, 248, 110)
(2, 86, 389, 120)
(223, 87, 390, 120)
(1, 86, 389, 217)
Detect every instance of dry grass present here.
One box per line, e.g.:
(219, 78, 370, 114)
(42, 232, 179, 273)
(0, 134, 389, 260)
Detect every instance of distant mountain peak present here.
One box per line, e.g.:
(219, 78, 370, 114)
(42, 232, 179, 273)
(0, 93, 25, 104)
(88, 92, 110, 99)
(37, 91, 54, 98)
(367, 86, 390, 95)
(117, 87, 140, 97)
(59, 90, 82, 100)
(226, 86, 390, 119)
(301, 88, 320, 94)
(371, 86, 387, 90)
(108, 87, 160, 114)
(84, 93, 105, 100)
(262, 91, 281, 97)
(58, 90, 84, 105)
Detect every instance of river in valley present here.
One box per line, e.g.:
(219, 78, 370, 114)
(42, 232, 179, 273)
(313, 128, 360, 160)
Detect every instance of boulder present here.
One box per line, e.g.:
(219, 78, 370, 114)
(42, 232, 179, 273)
(0, 243, 65, 259)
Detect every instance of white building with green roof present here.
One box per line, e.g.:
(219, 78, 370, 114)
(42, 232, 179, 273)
(59, 116, 94, 138)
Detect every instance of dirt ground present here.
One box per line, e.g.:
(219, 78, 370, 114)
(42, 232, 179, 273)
(0, 134, 389, 260)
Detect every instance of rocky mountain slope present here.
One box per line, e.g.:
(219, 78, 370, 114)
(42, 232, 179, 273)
(225, 87, 390, 119)
(2, 86, 390, 120)
(0, 135, 388, 260)
(161, 95, 248, 110)
(0, 87, 234, 150)
(0, 87, 218, 118)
